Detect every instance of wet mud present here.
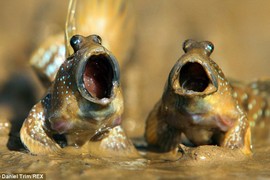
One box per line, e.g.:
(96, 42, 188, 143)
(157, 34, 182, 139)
(1, 130, 270, 179)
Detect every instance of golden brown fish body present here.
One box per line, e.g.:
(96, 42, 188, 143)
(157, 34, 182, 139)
(30, 0, 135, 87)
(231, 80, 270, 142)
(145, 40, 251, 154)
(20, 35, 138, 158)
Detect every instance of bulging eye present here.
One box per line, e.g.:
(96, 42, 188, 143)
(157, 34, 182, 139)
(70, 35, 84, 52)
(183, 39, 196, 53)
(182, 39, 214, 56)
(203, 41, 214, 55)
(92, 35, 102, 45)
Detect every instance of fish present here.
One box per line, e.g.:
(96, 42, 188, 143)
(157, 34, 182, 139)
(230, 79, 270, 143)
(20, 34, 139, 159)
(30, 0, 135, 87)
(145, 39, 257, 155)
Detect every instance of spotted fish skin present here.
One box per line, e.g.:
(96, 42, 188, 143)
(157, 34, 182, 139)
(20, 35, 139, 158)
(231, 80, 270, 141)
(145, 39, 251, 155)
(30, 0, 135, 88)
(30, 34, 66, 86)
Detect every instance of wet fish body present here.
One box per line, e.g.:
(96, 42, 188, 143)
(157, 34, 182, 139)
(20, 35, 138, 158)
(231, 79, 270, 142)
(145, 40, 257, 154)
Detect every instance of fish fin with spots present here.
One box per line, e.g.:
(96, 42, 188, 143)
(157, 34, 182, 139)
(87, 126, 141, 159)
(30, 34, 66, 88)
(20, 102, 62, 155)
(221, 115, 252, 155)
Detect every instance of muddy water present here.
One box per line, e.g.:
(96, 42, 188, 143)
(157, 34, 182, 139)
(2, 0, 270, 179)
(1, 131, 270, 179)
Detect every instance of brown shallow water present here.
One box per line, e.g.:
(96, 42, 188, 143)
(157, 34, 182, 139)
(2, 0, 270, 179)
(1, 130, 270, 179)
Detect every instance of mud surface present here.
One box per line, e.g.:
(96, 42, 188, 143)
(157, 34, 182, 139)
(1, 0, 270, 179)
(1, 135, 270, 179)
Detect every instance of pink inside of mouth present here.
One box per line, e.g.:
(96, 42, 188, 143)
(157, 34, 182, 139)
(179, 62, 210, 92)
(83, 55, 113, 99)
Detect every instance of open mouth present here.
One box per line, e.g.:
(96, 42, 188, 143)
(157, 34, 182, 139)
(179, 62, 210, 92)
(83, 54, 114, 99)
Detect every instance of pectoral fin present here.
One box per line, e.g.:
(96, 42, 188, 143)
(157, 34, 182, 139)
(20, 102, 62, 154)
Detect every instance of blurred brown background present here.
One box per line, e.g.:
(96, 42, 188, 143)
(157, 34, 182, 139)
(1, 0, 270, 137)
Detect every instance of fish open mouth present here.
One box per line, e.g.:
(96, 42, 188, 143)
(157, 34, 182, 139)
(179, 62, 213, 93)
(83, 54, 114, 99)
